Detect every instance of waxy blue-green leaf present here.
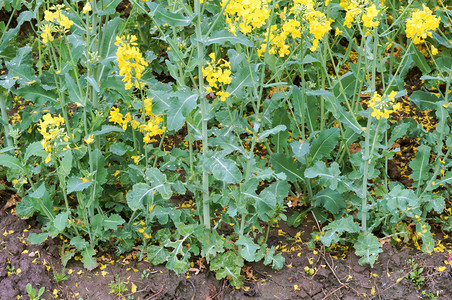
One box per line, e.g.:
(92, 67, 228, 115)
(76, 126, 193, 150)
(53, 211, 70, 232)
(167, 88, 198, 131)
(209, 157, 242, 183)
(99, 18, 121, 78)
(29, 183, 46, 199)
(81, 246, 98, 270)
(126, 183, 152, 211)
(270, 153, 304, 182)
(65, 73, 84, 105)
(28, 232, 49, 245)
(309, 127, 340, 162)
(24, 141, 47, 162)
(305, 161, 341, 190)
(354, 232, 382, 267)
(14, 84, 58, 104)
(103, 214, 125, 231)
(410, 91, 440, 110)
(0, 153, 24, 172)
(320, 215, 360, 247)
(61, 150, 73, 176)
(409, 47, 431, 74)
(210, 251, 245, 287)
(312, 188, 346, 216)
(146, 2, 192, 27)
(93, 125, 124, 136)
(258, 125, 286, 141)
(67, 177, 93, 194)
(410, 144, 431, 185)
(0, 11, 32, 52)
(201, 30, 252, 46)
(236, 235, 260, 262)
(263, 246, 284, 270)
(291, 140, 310, 162)
(16, 196, 36, 218)
(147, 245, 170, 265)
(227, 67, 255, 97)
(95, 0, 122, 15)
(70, 236, 88, 251)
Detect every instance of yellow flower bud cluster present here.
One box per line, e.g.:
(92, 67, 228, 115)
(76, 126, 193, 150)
(406, 5, 440, 45)
(38, 113, 69, 163)
(40, 6, 74, 44)
(108, 98, 165, 144)
(202, 53, 232, 102)
(222, 0, 271, 35)
(115, 35, 149, 90)
(341, 0, 380, 31)
(368, 91, 401, 120)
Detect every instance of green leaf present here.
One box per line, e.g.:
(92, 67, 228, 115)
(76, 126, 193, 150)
(236, 235, 260, 262)
(167, 88, 198, 131)
(423, 194, 445, 214)
(98, 17, 121, 79)
(61, 150, 73, 176)
(202, 30, 252, 46)
(320, 216, 360, 247)
(127, 183, 160, 211)
(210, 251, 245, 287)
(53, 211, 69, 232)
(70, 236, 88, 251)
(258, 125, 286, 141)
(109, 142, 130, 156)
(227, 66, 255, 97)
(24, 141, 47, 162)
(354, 232, 383, 267)
(5, 46, 36, 86)
(145, 168, 172, 199)
(65, 73, 84, 105)
(312, 188, 346, 216)
(146, 2, 192, 27)
(147, 245, 170, 265)
(103, 214, 125, 230)
(28, 232, 49, 244)
(270, 153, 304, 182)
(410, 91, 439, 110)
(81, 246, 98, 270)
(16, 196, 36, 218)
(410, 145, 431, 185)
(263, 246, 285, 270)
(29, 183, 46, 199)
(0, 153, 24, 172)
(305, 161, 341, 190)
(95, 0, 122, 16)
(291, 140, 310, 161)
(409, 47, 431, 74)
(14, 85, 58, 105)
(93, 125, 124, 136)
(166, 253, 189, 274)
(209, 156, 242, 183)
(67, 177, 93, 194)
(309, 127, 340, 162)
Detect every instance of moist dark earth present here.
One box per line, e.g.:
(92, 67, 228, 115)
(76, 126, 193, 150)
(1, 197, 452, 300)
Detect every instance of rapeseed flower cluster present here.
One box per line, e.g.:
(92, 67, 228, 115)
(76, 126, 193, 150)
(405, 5, 440, 45)
(202, 53, 232, 101)
(115, 35, 149, 90)
(255, 0, 332, 56)
(222, 0, 271, 35)
(40, 5, 74, 44)
(340, 0, 380, 31)
(38, 113, 69, 163)
(368, 91, 401, 120)
(108, 98, 165, 144)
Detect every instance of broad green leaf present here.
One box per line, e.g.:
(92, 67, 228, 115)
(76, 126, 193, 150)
(109, 142, 130, 156)
(93, 125, 124, 136)
(14, 85, 58, 105)
(61, 150, 73, 176)
(210, 251, 245, 287)
(258, 125, 286, 141)
(409, 47, 431, 74)
(263, 246, 284, 270)
(0, 153, 24, 172)
(28, 232, 48, 244)
(24, 141, 47, 162)
(145, 168, 172, 199)
(147, 245, 170, 265)
(423, 194, 445, 213)
(410, 145, 431, 185)
(305, 161, 341, 190)
(209, 157, 242, 183)
(53, 211, 69, 232)
(354, 232, 383, 267)
(95, 0, 121, 15)
(309, 127, 340, 161)
(65, 73, 84, 105)
(16, 196, 36, 218)
(333, 72, 357, 100)
(202, 30, 252, 46)
(270, 153, 304, 182)
(236, 235, 260, 262)
(335, 103, 363, 134)
(321, 215, 360, 247)
(126, 183, 151, 211)
(227, 66, 255, 97)
(415, 221, 434, 252)
(81, 247, 98, 270)
(0, 11, 32, 52)
(70, 236, 88, 251)
(98, 17, 121, 80)
(312, 188, 346, 216)
(29, 183, 46, 199)
(166, 253, 189, 274)
(103, 214, 125, 230)
(167, 88, 198, 131)
(410, 91, 439, 110)
(67, 177, 93, 194)
(291, 140, 310, 161)
(146, 2, 192, 27)
(5, 46, 36, 86)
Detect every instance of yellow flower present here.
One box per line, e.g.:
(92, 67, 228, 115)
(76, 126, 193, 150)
(108, 107, 123, 125)
(406, 5, 440, 45)
(131, 156, 140, 164)
(82, 2, 92, 14)
(362, 4, 379, 29)
(115, 35, 148, 90)
(40, 24, 54, 44)
(217, 90, 230, 102)
(368, 91, 398, 120)
(84, 134, 94, 145)
(431, 45, 438, 55)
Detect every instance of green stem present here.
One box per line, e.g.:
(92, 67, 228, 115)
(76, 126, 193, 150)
(0, 91, 13, 150)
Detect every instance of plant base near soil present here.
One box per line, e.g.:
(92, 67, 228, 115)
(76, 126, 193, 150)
(1, 205, 452, 300)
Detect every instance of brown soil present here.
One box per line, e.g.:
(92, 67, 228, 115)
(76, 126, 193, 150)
(2, 204, 452, 300)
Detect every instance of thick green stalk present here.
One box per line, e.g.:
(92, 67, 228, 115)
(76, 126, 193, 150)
(0, 91, 13, 149)
(194, 0, 210, 229)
